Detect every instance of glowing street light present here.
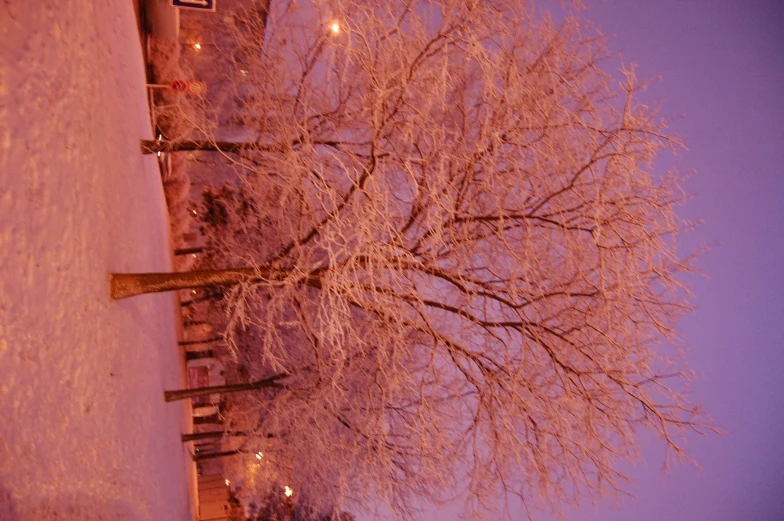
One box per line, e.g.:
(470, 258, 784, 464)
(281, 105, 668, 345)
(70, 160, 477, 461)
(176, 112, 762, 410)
(330, 22, 340, 34)
(193, 42, 202, 50)
(225, 479, 230, 486)
(255, 451, 263, 460)
(284, 486, 293, 497)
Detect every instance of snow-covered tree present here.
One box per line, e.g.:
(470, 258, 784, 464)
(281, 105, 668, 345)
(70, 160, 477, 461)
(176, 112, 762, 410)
(114, 0, 710, 517)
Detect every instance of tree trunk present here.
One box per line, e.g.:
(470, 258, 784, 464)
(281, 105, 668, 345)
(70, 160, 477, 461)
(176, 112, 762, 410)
(175, 247, 204, 256)
(181, 430, 248, 442)
(184, 320, 209, 327)
(110, 268, 257, 299)
(193, 415, 221, 425)
(179, 337, 222, 346)
(141, 139, 254, 154)
(193, 450, 242, 461)
(181, 295, 213, 308)
(185, 350, 214, 361)
(184, 431, 223, 442)
(164, 373, 288, 402)
(110, 267, 322, 299)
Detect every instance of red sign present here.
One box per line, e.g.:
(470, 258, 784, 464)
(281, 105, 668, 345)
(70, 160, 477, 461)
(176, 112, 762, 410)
(189, 366, 211, 406)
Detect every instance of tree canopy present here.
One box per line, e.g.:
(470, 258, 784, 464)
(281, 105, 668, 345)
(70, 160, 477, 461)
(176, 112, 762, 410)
(119, 0, 709, 518)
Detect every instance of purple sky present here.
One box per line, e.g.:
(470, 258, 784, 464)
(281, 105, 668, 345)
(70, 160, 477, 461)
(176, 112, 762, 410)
(420, 1, 784, 520)
(552, 1, 784, 520)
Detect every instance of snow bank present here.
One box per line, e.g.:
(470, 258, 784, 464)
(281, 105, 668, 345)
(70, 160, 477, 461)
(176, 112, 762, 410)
(0, 2, 194, 520)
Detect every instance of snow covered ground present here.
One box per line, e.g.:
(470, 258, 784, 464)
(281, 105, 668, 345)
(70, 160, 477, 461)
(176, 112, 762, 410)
(0, 2, 195, 520)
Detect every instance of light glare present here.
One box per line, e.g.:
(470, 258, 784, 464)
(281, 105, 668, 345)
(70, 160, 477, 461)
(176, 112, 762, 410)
(330, 22, 340, 33)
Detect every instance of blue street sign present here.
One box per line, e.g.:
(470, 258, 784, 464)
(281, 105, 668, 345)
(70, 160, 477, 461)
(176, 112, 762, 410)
(171, 0, 216, 11)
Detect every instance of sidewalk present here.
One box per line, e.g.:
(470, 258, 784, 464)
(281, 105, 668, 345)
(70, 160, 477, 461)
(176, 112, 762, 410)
(133, 2, 200, 520)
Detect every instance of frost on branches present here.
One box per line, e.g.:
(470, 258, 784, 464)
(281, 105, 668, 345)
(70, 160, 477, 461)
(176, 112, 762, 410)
(126, 0, 711, 517)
